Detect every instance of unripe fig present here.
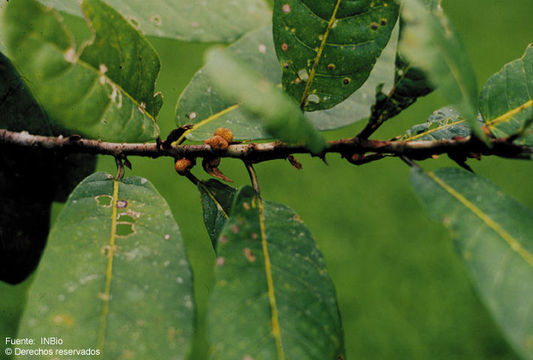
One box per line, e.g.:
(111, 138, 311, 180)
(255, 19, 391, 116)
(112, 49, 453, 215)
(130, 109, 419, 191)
(174, 157, 193, 175)
(214, 127, 234, 143)
(204, 135, 229, 151)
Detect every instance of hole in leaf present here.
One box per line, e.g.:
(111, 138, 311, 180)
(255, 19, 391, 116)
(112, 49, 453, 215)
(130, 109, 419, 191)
(150, 14, 162, 26)
(117, 214, 135, 223)
(95, 195, 112, 207)
(127, 16, 140, 28)
(116, 223, 135, 237)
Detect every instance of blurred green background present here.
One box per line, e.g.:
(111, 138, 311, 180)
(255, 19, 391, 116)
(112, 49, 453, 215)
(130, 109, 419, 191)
(5, 0, 533, 359)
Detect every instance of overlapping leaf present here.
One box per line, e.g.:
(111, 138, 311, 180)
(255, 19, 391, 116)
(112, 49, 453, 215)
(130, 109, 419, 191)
(2, 0, 160, 142)
(0, 52, 95, 284)
(39, 0, 270, 42)
(400, 106, 471, 141)
(0, 279, 31, 359)
(176, 24, 398, 141)
(208, 186, 344, 359)
(366, 18, 435, 133)
(204, 48, 326, 153)
(480, 45, 533, 145)
(400, 0, 482, 139)
(273, 0, 399, 111)
(198, 179, 237, 249)
(17, 173, 194, 359)
(411, 168, 533, 359)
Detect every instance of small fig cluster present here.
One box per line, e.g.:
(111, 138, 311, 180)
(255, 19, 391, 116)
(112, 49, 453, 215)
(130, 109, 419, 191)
(203, 127, 234, 151)
(174, 128, 234, 176)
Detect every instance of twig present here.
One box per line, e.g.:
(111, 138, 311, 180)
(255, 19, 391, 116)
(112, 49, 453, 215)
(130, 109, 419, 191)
(244, 162, 261, 195)
(0, 129, 531, 165)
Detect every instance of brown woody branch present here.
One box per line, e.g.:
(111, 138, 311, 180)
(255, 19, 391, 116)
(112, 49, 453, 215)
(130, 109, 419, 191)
(0, 129, 531, 165)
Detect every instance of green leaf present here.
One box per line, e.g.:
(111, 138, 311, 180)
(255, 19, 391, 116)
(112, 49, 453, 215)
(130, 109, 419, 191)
(480, 44, 533, 144)
(18, 173, 194, 359)
(0, 279, 32, 360)
(176, 24, 398, 141)
(204, 48, 326, 153)
(0, 51, 96, 283)
(400, 106, 471, 141)
(198, 179, 237, 249)
(367, 28, 434, 129)
(273, 0, 399, 111)
(208, 186, 344, 359)
(2, 0, 160, 142)
(411, 167, 533, 359)
(400, 0, 482, 139)
(39, 0, 271, 42)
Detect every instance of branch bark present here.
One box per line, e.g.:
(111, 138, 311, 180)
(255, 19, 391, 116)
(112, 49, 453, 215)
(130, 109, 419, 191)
(0, 129, 531, 165)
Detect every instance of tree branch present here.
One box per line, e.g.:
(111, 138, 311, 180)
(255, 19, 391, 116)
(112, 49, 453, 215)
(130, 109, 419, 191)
(0, 129, 531, 165)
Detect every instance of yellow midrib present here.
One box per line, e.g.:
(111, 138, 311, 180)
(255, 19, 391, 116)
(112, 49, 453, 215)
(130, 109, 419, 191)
(96, 179, 120, 352)
(199, 183, 229, 219)
(485, 99, 533, 129)
(173, 104, 241, 145)
(300, 0, 342, 108)
(258, 197, 285, 360)
(405, 119, 466, 142)
(428, 171, 533, 268)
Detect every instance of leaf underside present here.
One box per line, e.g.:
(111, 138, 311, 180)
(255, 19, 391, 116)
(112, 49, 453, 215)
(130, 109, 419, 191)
(411, 168, 533, 359)
(176, 23, 398, 141)
(480, 44, 533, 145)
(208, 186, 344, 359)
(18, 173, 194, 359)
(39, 0, 271, 42)
(204, 48, 326, 153)
(400, 0, 481, 139)
(273, 0, 399, 111)
(2, 0, 160, 142)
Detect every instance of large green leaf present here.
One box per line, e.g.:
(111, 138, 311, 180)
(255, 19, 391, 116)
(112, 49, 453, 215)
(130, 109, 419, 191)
(0, 51, 96, 284)
(364, 16, 435, 135)
(400, 0, 482, 139)
(204, 48, 326, 153)
(17, 173, 194, 359)
(2, 0, 160, 142)
(0, 279, 32, 360)
(480, 44, 533, 145)
(272, 0, 399, 111)
(176, 24, 398, 141)
(208, 186, 344, 359)
(400, 106, 471, 141)
(198, 179, 237, 249)
(411, 167, 533, 359)
(39, 0, 271, 42)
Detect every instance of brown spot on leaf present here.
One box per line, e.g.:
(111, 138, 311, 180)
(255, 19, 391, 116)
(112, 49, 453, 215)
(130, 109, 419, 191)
(243, 248, 256, 262)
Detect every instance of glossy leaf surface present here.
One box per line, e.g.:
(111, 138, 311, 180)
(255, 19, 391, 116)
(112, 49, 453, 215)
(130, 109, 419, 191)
(208, 186, 344, 359)
(39, 0, 270, 42)
(400, 0, 482, 138)
(411, 168, 533, 359)
(273, 0, 399, 111)
(17, 173, 194, 359)
(2, 0, 160, 142)
(176, 24, 398, 141)
(481, 44, 533, 145)
(204, 48, 326, 153)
